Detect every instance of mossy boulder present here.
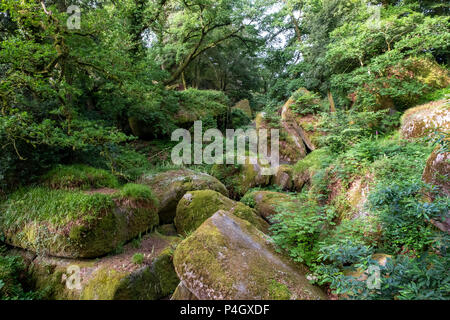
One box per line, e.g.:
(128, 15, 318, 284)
(173, 210, 327, 300)
(401, 99, 450, 140)
(175, 190, 269, 235)
(231, 99, 252, 118)
(41, 164, 119, 190)
(272, 165, 294, 190)
(21, 233, 180, 300)
(256, 111, 307, 164)
(242, 191, 297, 223)
(139, 169, 228, 224)
(0, 185, 159, 258)
(171, 282, 198, 300)
(211, 160, 271, 199)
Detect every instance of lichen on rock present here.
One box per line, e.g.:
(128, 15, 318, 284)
(0, 186, 159, 259)
(139, 169, 228, 223)
(19, 233, 180, 300)
(173, 210, 327, 300)
(175, 190, 269, 235)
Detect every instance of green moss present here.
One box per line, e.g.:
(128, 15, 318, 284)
(152, 246, 180, 296)
(0, 187, 114, 228)
(42, 164, 119, 190)
(1, 186, 159, 258)
(173, 220, 235, 298)
(293, 148, 331, 175)
(268, 280, 292, 300)
(175, 190, 268, 235)
(132, 253, 145, 265)
(81, 268, 126, 300)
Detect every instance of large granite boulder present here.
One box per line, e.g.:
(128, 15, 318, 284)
(18, 233, 180, 300)
(211, 160, 271, 199)
(0, 185, 159, 259)
(241, 191, 297, 223)
(173, 210, 327, 300)
(175, 190, 269, 235)
(231, 99, 252, 118)
(401, 99, 449, 140)
(139, 169, 228, 223)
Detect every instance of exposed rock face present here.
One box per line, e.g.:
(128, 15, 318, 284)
(272, 165, 294, 190)
(211, 160, 271, 198)
(171, 282, 198, 300)
(423, 148, 450, 196)
(401, 99, 450, 140)
(175, 190, 269, 235)
(423, 148, 450, 233)
(173, 210, 327, 300)
(232, 99, 252, 118)
(14, 233, 180, 300)
(139, 169, 228, 223)
(243, 191, 297, 223)
(0, 188, 159, 259)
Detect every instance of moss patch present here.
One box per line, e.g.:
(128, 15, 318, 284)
(41, 164, 119, 190)
(1, 187, 159, 258)
(175, 190, 269, 235)
(140, 169, 228, 224)
(173, 210, 327, 300)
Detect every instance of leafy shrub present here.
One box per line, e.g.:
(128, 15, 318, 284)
(317, 110, 400, 154)
(270, 193, 336, 265)
(291, 90, 323, 115)
(0, 250, 39, 300)
(368, 180, 448, 254)
(231, 108, 251, 129)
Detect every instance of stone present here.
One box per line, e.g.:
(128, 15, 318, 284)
(173, 210, 327, 300)
(175, 190, 269, 234)
(139, 169, 228, 223)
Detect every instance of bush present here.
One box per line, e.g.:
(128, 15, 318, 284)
(270, 193, 336, 265)
(0, 250, 39, 300)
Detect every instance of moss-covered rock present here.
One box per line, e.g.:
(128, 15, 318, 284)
(272, 165, 294, 190)
(171, 282, 198, 300)
(139, 169, 228, 224)
(401, 99, 450, 140)
(173, 210, 327, 300)
(0, 185, 159, 258)
(231, 99, 252, 118)
(175, 190, 269, 235)
(256, 111, 307, 164)
(211, 160, 271, 199)
(21, 233, 180, 300)
(41, 164, 119, 190)
(242, 191, 297, 223)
